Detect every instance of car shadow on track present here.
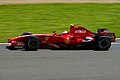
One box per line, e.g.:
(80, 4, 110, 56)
(6, 46, 109, 51)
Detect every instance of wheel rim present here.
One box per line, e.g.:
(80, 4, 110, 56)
(28, 38, 39, 49)
(99, 38, 110, 49)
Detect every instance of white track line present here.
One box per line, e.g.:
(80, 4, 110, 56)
(0, 43, 10, 44)
(112, 43, 120, 45)
(116, 38, 120, 40)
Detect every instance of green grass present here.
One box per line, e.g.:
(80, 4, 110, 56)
(0, 3, 120, 42)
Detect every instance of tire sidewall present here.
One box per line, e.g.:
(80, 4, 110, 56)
(96, 36, 111, 50)
(24, 36, 40, 50)
(21, 32, 32, 36)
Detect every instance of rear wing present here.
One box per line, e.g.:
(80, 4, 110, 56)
(98, 28, 116, 42)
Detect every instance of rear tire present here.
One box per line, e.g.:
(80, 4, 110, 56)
(94, 36, 111, 50)
(24, 36, 40, 51)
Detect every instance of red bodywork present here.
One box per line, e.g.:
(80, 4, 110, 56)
(8, 26, 116, 49)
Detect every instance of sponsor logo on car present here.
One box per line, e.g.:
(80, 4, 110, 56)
(75, 30, 86, 33)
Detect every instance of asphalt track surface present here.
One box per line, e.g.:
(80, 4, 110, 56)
(0, 42, 120, 80)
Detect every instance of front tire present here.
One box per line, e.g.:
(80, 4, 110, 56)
(24, 36, 40, 50)
(21, 32, 32, 36)
(95, 36, 111, 50)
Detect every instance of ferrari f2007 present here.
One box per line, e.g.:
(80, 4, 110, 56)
(6, 25, 116, 50)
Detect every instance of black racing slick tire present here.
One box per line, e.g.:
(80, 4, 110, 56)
(95, 36, 111, 50)
(24, 36, 40, 50)
(21, 32, 32, 36)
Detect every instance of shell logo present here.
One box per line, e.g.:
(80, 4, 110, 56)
(64, 38, 70, 44)
(77, 38, 82, 43)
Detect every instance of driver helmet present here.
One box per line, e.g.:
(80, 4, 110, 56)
(70, 24, 75, 27)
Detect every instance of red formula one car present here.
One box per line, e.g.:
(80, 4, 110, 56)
(6, 25, 116, 50)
